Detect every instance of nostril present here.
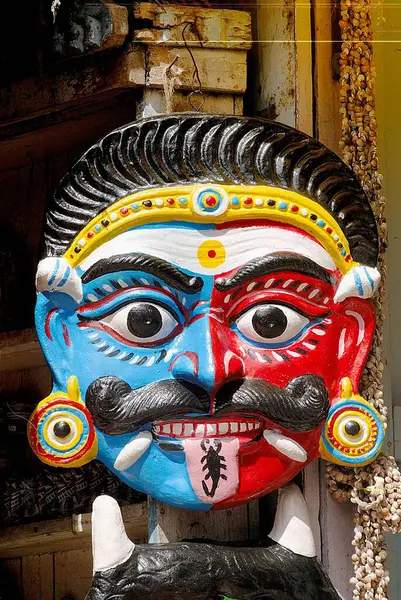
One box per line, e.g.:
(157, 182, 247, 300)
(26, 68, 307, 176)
(214, 379, 246, 412)
(175, 379, 210, 411)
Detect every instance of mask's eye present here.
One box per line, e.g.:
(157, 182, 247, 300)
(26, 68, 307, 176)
(99, 301, 180, 345)
(235, 303, 310, 345)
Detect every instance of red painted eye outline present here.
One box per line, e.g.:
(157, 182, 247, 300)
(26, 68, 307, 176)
(227, 290, 330, 321)
(78, 299, 184, 348)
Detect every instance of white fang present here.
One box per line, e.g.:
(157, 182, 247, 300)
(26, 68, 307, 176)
(114, 431, 152, 471)
(263, 430, 307, 463)
(92, 495, 135, 573)
(268, 484, 316, 557)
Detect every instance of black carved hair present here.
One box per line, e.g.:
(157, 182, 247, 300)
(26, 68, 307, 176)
(43, 113, 379, 266)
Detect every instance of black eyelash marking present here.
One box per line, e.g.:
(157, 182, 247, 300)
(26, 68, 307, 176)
(137, 356, 148, 366)
(309, 339, 320, 345)
(94, 288, 106, 297)
(153, 280, 163, 289)
(121, 352, 134, 362)
(263, 353, 272, 364)
(247, 349, 255, 359)
(91, 337, 103, 344)
(295, 347, 307, 355)
(110, 280, 122, 290)
(274, 279, 283, 287)
(157, 349, 167, 363)
(131, 277, 142, 286)
(231, 288, 242, 301)
(318, 323, 327, 330)
(289, 280, 300, 289)
(253, 281, 264, 290)
(97, 344, 110, 352)
(108, 349, 121, 358)
(303, 284, 313, 293)
(278, 353, 290, 362)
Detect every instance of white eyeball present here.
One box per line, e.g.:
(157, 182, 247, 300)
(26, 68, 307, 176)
(100, 301, 179, 344)
(235, 303, 310, 345)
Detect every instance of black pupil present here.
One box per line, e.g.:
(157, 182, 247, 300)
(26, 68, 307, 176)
(345, 420, 361, 436)
(252, 306, 287, 339)
(54, 421, 71, 438)
(127, 303, 162, 338)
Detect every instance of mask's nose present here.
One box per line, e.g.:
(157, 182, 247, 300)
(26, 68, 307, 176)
(170, 315, 245, 400)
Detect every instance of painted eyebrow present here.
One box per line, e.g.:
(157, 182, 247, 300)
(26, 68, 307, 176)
(81, 253, 203, 294)
(215, 252, 333, 291)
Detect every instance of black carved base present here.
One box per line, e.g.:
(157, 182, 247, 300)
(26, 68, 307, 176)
(86, 539, 341, 600)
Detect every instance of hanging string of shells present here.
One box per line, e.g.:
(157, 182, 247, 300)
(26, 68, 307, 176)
(326, 1, 401, 598)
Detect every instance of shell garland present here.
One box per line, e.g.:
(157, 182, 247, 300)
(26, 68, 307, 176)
(326, 2, 401, 599)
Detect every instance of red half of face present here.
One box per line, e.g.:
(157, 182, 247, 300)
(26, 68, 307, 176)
(198, 226, 375, 508)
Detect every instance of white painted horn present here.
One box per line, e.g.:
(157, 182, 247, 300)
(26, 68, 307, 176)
(334, 266, 380, 304)
(92, 495, 135, 573)
(268, 484, 316, 557)
(36, 257, 83, 303)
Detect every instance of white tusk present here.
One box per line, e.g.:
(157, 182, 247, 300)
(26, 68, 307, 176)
(92, 495, 135, 573)
(263, 429, 307, 463)
(268, 484, 316, 557)
(114, 431, 152, 471)
(36, 257, 83, 303)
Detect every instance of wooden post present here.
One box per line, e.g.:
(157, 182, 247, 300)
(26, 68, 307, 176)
(250, 0, 355, 595)
(133, 2, 256, 552)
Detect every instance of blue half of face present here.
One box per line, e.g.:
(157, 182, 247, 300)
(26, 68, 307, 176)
(36, 223, 220, 510)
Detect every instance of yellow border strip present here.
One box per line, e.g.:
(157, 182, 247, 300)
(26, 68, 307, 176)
(64, 185, 356, 273)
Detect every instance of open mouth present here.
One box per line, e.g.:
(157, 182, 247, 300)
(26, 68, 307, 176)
(113, 414, 308, 504)
(152, 416, 264, 440)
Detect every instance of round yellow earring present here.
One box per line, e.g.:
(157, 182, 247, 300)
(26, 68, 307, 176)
(319, 378, 386, 467)
(28, 376, 98, 468)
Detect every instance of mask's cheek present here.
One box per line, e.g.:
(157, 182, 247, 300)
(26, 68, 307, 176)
(214, 427, 323, 509)
(224, 315, 339, 389)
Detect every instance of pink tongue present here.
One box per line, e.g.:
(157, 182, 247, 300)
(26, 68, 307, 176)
(183, 437, 240, 503)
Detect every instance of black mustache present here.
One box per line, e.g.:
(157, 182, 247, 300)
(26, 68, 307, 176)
(214, 376, 329, 432)
(86, 375, 329, 436)
(86, 378, 209, 435)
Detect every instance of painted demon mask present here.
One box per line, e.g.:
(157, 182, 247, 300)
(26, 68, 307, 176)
(29, 114, 385, 510)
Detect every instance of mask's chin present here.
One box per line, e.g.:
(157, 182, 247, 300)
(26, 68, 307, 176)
(109, 413, 312, 507)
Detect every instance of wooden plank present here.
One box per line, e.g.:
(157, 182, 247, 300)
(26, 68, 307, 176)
(148, 499, 251, 544)
(0, 4, 251, 125)
(1, 558, 22, 598)
(146, 47, 248, 94)
(0, 328, 45, 373)
(312, 0, 341, 154)
(253, 0, 297, 126)
(0, 47, 146, 124)
(0, 93, 139, 172)
(311, 5, 353, 595)
(54, 548, 92, 600)
(319, 476, 354, 599)
(134, 3, 252, 50)
(21, 554, 53, 600)
(137, 89, 243, 118)
(295, 0, 313, 136)
(21, 365, 52, 405)
(0, 503, 147, 558)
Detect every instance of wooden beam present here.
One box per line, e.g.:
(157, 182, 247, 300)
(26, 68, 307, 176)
(134, 3, 252, 50)
(0, 329, 45, 373)
(312, 0, 341, 154)
(0, 3, 251, 125)
(0, 503, 147, 559)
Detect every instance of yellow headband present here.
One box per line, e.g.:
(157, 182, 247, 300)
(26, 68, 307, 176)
(64, 185, 356, 273)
